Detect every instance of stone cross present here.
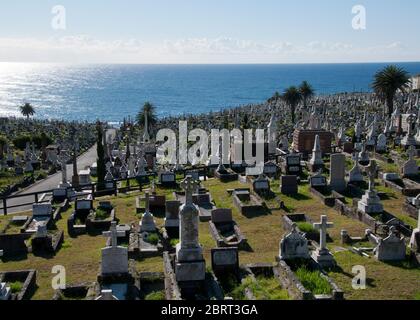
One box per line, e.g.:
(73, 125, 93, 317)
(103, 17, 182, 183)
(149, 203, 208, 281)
(366, 160, 377, 191)
(313, 215, 333, 251)
(102, 221, 124, 248)
(180, 175, 200, 205)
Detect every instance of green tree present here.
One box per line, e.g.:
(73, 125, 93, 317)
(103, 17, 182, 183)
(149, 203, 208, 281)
(96, 122, 106, 189)
(136, 102, 157, 129)
(372, 65, 411, 117)
(19, 103, 35, 120)
(283, 86, 302, 124)
(299, 81, 315, 108)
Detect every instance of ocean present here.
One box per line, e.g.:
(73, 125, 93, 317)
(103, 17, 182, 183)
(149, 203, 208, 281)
(1, 62, 419, 123)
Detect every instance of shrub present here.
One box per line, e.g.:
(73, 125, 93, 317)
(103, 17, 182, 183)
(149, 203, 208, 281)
(147, 233, 159, 245)
(296, 222, 315, 233)
(170, 238, 180, 247)
(95, 208, 110, 220)
(145, 291, 165, 300)
(9, 281, 23, 294)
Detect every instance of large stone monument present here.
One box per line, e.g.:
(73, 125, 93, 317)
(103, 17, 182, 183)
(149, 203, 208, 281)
(329, 153, 347, 192)
(175, 176, 206, 284)
(139, 192, 157, 233)
(358, 160, 384, 214)
(309, 134, 324, 172)
(311, 215, 336, 268)
(101, 221, 128, 276)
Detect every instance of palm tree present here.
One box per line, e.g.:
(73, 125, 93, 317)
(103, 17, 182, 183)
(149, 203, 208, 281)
(299, 81, 314, 108)
(283, 86, 302, 124)
(136, 102, 157, 129)
(372, 65, 411, 117)
(20, 103, 35, 120)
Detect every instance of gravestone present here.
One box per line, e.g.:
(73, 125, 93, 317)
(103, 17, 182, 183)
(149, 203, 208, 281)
(164, 200, 180, 238)
(409, 209, 420, 253)
(32, 203, 52, 217)
(284, 153, 301, 175)
(175, 176, 206, 283)
(309, 134, 324, 171)
(329, 153, 347, 192)
(211, 247, 239, 274)
(253, 174, 270, 194)
(211, 208, 233, 224)
(309, 172, 327, 188)
(159, 171, 176, 186)
(375, 227, 406, 262)
(376, 134, 387, 153)
(279, 223, 310, 260)
(281, 175, 298, 195)
(358, 161, 384, 214)
(101, 222, 128, 276)
(139, 192, 157, 233)
(311, 215, 336, 268)
(348, 153, 364, 183)
(402, 146, 419, 177)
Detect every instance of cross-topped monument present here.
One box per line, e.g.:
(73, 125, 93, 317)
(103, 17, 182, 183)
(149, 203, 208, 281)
(180, 175, 200, 205)
(102, 221, 125, 248)
(366, 160, 377, 192)
(313, 215, 334, 252)
(175, 175, 206, 283)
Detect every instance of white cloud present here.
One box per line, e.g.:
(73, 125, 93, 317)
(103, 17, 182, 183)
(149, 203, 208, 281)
(0, 35, 418, 64)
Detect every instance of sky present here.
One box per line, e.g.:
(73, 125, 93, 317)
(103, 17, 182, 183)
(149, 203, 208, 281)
(0, 0, 419, 64)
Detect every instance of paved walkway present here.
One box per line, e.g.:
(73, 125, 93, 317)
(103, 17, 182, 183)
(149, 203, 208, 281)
(2, 128, 118, 214)
(3, 144, 98, 214)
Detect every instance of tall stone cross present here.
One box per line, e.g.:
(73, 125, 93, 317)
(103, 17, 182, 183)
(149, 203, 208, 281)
(313, 215, 333, 251)
(180, 175, 200, 205)
(366, 160, 377, 191)
(102, 221, 124, 248)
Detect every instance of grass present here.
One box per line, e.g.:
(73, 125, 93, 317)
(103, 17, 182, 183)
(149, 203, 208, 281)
(295, 267, 332, 295)
(145, 291, 166, 300)
(169, 238, 180, 247)
(231, 276, 289, 300)
(0, 176, 419, 300)
(296, 222, 315, 233)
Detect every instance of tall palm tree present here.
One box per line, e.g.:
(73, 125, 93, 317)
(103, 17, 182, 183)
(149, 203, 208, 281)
(283, 86, 302, 124)
(372, 65, 411, 117)
(20, 103, 35, 120)
(299, 81, 314, 108)
(136, 102, 157, 129)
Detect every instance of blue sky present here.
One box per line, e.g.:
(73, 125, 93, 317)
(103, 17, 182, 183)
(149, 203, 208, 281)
(0, 0, 419, 63)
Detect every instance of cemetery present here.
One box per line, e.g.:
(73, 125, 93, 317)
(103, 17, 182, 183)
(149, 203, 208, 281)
(1, 88, 420, 302)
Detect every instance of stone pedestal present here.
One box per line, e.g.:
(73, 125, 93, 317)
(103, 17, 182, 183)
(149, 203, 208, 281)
(358, 190, 383, 214)
(311, 248, 336, 268)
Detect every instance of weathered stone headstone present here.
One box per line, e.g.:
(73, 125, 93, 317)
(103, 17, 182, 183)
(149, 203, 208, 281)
(175, 176, 206, 283)
(375, 227, 406, 262)
(358, 160, 384, 214)
(329, 153, 346, 192)
(279, 223, 310, 260)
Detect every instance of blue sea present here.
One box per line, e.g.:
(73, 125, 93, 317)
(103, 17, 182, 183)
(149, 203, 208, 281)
(1, 62, 420, 123)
